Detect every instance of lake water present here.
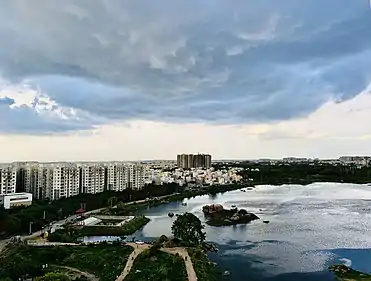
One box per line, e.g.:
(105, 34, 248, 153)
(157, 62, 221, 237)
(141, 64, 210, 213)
(86, 183, 371, 281)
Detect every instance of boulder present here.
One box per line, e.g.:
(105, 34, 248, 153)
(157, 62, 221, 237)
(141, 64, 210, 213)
(202, 204, 224, 214)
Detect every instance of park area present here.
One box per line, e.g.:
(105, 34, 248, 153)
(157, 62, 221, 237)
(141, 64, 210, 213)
(0, 242, 133, 281)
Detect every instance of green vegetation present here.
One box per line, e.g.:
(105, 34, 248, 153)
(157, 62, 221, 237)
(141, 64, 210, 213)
(34, 272, 70, 281)
(0, 242, 133, 281)
(329, 265, 371, 281)
(188, 247, 223, 281)
(172, 212, 206, 246)
(79, 216, 150, 236)
(35, 269, 90, 281)
(215, 162, 371, 185)
(49, 216, 150, 242)
(125, 249, 187, 281)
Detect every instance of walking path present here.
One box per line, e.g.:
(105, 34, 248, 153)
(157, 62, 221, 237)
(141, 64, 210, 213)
(162, 247, 197, 281)
(116, 243, 198, 281)
(54, 265, 99, 281)
(116, 243, 151, 281)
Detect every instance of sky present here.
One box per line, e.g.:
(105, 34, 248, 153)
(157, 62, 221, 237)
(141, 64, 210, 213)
(0, 0, 371, 162)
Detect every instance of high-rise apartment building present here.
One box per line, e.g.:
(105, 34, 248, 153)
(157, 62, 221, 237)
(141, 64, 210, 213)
(176, 154, 212, 169)
(107, 163, 129, 191)
(25, 163, 80, 200)
(24, 164, 40, 198)
(80, 164, 105, 194)
(0, 165, 17, 194)
(107, 163, 146, 191)
(129, 164, 145, 190)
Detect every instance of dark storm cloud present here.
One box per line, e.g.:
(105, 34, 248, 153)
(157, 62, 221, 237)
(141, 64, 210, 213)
(0, 0, 370, 133)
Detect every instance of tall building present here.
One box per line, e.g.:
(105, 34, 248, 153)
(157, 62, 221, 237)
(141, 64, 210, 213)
(129, 164, 145, 190)
(107, 163, 129, 191)
(176, 153, 212, 169)
(0, 165, 17, 194)
(56, 164, 80, 199)
(24, 164, 41, 199)
(80, 164, 105, 194)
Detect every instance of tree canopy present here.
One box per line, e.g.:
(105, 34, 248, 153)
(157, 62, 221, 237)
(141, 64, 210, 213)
(171, 212, 206, 245)
(34, 272, 69, 281)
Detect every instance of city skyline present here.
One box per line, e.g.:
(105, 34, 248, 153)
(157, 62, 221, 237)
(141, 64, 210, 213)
(1, 1, 371, 161)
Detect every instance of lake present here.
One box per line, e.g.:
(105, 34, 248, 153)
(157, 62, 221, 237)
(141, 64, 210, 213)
(86, 183, 371, 281)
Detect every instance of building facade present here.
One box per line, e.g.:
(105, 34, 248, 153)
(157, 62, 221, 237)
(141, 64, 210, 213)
(107, 163, 146, 191)
(177, 154, 212, 169)
(0, 165, 17, 194)
(80, 164, 105, 194)
(0, 192, 33, 209)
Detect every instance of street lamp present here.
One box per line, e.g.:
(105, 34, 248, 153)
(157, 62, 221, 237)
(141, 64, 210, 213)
(29, 221, 33, 235)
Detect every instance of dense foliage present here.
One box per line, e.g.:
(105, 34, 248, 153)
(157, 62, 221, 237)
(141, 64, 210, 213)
(172, 213, 206, 246)
(214, 162, 371, 185)
(0, 243, 133, 281)
(187, 248, 223, 281)
(329, 265, 371, 281)
(125, 249, 187, 281)
(34, 272, 70, 281)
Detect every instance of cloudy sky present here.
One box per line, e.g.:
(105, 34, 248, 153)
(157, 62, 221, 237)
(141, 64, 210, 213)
(1, 0, 371, 161)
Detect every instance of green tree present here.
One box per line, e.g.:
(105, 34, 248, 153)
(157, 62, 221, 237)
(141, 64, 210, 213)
(34, 272, 70, 281)
(171, 212, 206, 245)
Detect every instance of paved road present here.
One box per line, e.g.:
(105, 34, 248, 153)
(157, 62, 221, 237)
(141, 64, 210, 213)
(116, 243, 198, 281)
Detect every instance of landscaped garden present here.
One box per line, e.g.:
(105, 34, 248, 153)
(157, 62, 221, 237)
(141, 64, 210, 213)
(124, 248, 187, 281)
(0, 242, 133, 281)
(48, 216, 150, 242)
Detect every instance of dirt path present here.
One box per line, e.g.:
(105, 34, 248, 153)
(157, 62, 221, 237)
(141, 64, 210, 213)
(0, 239, 9, 254)
(117, 243, 197, 281)
(115, 243, 150, 281)
(55, 265, 99, 281)
(161, 247, 198, 281)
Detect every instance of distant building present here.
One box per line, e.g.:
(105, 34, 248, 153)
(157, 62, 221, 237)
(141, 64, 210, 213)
(106, 163, 146, 191)
(0, 192, 33, 209)
(177, 153, 212, 169)
(0, 165, 17, 194)
(282, 157, 308, 163)
(339, 156, 371, 166)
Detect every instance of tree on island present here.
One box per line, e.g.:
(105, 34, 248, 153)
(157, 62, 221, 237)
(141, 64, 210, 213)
(171, 212, 206, 245)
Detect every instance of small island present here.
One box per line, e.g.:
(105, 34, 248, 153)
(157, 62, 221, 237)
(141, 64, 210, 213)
(202, 204, 259, 226)
(329, 265, 371, 281)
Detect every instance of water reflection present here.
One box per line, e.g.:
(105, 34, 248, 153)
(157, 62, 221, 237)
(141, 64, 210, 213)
(84, 184, 371, 281)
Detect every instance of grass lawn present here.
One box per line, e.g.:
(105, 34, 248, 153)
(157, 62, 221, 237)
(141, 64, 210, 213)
(0, 243, 133, 281)
(125, 249, 187, 281)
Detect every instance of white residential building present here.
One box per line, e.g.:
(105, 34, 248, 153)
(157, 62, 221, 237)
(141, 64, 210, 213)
(128, 164, 145, 190)
(24, 164, 40, 198)
(0, 165, 17, 194)
(80, 164, 105, 194)
(107, 163, 129, 191)
(52, 164, 80, 199)
(107, 163, 146, 191)
(26, 163, 80, 200)
(0, 192, 33, 209)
